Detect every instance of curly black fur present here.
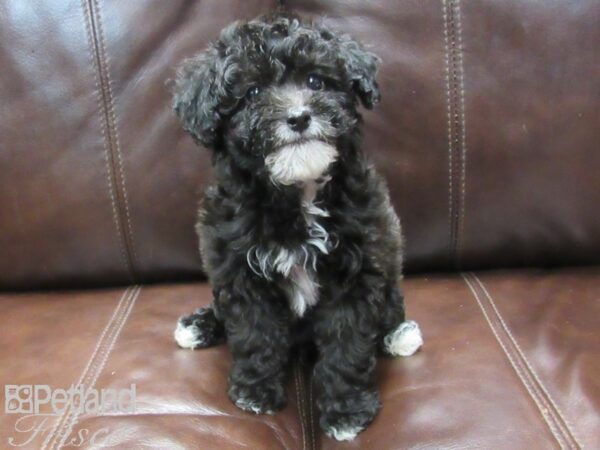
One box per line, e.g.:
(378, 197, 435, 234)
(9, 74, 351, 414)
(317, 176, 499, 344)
(172, 12, 418, 440)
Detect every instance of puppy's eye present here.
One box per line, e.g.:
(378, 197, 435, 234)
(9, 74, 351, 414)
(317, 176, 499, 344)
(307, 74, 324, 91)
(246, 85, 262, 101)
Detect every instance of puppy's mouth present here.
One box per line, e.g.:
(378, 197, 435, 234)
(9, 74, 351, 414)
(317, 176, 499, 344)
(277, 137, 324, 150)
(265, 139, 338, 185)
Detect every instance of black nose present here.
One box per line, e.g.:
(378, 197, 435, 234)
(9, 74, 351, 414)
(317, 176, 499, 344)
(287, 112, 311, 133)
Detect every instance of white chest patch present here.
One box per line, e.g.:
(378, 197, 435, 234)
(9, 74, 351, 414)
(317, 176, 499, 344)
(246, 178, 333, 317)
(285, 264, 319, 317)
(287, 178, 332, 316)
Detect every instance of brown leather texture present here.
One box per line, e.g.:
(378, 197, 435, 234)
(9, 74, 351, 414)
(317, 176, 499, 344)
(0, 0, 279, 290)
(1, 1, 599, 449)
(1, 270, 598, 449)
(2, 0, 599, 289)
(287, 0, 600, 272)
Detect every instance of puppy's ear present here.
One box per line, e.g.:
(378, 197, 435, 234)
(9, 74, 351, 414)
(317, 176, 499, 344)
(338, 36, 381, 109)
(172, 47, 224, 148)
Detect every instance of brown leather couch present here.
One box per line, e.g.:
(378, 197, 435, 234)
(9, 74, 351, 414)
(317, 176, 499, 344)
(1, 1, 598, 449)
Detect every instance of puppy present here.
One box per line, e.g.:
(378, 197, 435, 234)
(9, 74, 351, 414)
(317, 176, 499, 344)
(172, 12, 422, 441)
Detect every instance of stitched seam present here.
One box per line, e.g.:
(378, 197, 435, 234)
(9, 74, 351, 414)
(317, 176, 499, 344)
(442, 0, 467, 268)
(86, 0, 138, 281)
(442, 0, 454, 265)
(79, 0, 130, 278)
(455, 0, 468, 266)
(308, 376, 316, 450)
(294, 366, 308, 450)
(449, 0, 462, 264)
(462, 274, 567, 448)
(462, 274, 574, 449)
(53, 286, 141, 450)
(41, 286, 134, 450)
(47, 286, 139, 450)
(472, 274, 584, 449)
(41, 287, 132, 450)
(93, 0, 139, 271)
(299, 367, 313, 450)
(59, 287, 140, 449)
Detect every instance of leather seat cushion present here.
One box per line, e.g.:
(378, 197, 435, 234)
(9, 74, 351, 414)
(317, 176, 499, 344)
(1, 268, 598, 449)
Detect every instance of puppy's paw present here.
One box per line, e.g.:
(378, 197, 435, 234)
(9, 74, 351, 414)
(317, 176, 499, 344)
(320, 390, 380, 441)
(384, 320, 423, 357)
(229, 381, 287, 415)
(321, 408, 377, 441)
(325, 424, 364, 442)
(174, 307, 224, 349)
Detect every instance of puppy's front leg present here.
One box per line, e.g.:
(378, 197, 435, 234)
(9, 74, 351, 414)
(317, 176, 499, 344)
(217, 270, 291, 415)
(313, 274, 384, 441)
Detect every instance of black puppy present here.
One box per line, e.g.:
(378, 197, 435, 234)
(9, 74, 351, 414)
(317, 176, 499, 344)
(172, 12, 422, 441)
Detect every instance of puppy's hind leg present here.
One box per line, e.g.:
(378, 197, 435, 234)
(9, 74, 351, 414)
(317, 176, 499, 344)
(381, 284, 423, 357)
(174, 306, 225, 350)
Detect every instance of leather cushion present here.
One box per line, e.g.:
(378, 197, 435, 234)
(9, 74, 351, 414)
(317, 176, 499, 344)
(1, 269, 597, 448)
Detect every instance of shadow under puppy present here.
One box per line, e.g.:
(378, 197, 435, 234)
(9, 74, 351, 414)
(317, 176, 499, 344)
(172, 12, 422, 441)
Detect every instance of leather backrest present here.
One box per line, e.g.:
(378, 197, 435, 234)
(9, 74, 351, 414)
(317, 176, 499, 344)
(1, 0, 599, 289)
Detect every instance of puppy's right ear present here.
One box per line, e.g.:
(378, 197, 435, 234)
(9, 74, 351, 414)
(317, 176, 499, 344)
(337, 35, 381, 109)
(172, 47, 223, 148)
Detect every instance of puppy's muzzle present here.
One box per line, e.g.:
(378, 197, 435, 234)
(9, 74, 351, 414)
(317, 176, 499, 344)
(265, 139, 338, 186)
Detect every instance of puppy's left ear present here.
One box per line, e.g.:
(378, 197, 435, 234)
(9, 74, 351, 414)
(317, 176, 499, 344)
(338, 36, 381, 109)
(171, 46, 224, 148)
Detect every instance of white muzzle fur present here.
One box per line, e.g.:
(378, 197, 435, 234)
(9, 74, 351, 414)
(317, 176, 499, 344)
(265, 140, 337, 185)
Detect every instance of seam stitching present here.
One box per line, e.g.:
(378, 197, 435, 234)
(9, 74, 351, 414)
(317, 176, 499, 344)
(450, 0, 461, 265)
(455, 0, 468, 264)
(295, 366, 308, 450)
(442, 0, 454, 265)
(308, 378, 316, 450)
(461, 274, 566, 448)
(473, 274, 584, 449)
(41, 286, 133, 450)
(442, 0, 467, 267)
(300, 367, 313, 450)
(54, 286, 141, 450)
(462, 273, 577, 449)
(94, 0, 139, 271)
(450, 0, 461, 262)
(79, 0, 129, 276)
(49, 287, 138, 450)
(85, 0, 138, 281)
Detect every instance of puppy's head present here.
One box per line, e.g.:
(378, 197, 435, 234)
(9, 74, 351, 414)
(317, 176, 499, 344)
(172, 13, 380, 185)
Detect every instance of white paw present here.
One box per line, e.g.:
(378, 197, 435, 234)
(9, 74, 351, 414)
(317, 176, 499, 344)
(174, 318, 206, 349)
(325, 425, 363, 441)
(384, 320, 423, 357)
(234, 397, 275, 415)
